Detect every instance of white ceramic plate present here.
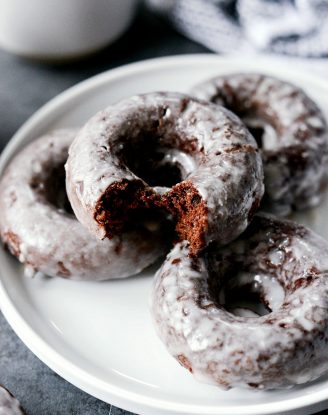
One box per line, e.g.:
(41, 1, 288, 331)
(1, 55, 328, 415)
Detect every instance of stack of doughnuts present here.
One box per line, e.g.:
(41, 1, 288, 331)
(1, 73, 328, 390)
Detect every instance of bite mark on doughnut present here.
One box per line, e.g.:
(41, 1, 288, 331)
(163, 181, 208, 256)
(95, 176, 209, 256)
(94, 179, 159, 237)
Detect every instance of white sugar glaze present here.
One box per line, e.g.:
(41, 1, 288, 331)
(151, 213, 328, 390)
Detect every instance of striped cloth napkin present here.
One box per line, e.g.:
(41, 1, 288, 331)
(147, 0, 328, 77)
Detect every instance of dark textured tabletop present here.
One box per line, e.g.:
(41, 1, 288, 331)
(0, 5, 327, 415)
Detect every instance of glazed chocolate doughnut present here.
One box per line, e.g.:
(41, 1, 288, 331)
(151, 213, 328, 389)
(66, 92, 264, 255)
(0, 130, 165, 280)
(0, 385, 25, 415)
(192, 73, 328, 216)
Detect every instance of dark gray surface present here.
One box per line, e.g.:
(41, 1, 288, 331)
(0, 5, 207, 415)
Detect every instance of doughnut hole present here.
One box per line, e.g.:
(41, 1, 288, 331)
(217, 272, 285, 317)
(206, 243, 287, 318)
(211, 89, 278, 152)
(243, 120, 278, 152)
(247, 126, 264, 148)
(163, 181, 208, 256)
(233, 115, 276, 152)
(118, 132, 186, 189)
(30, 161, 73, 214)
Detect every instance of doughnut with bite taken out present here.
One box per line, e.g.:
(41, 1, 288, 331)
(66, 92, 264, 256)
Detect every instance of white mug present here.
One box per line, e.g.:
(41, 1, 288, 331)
(0, 0, 137, 61)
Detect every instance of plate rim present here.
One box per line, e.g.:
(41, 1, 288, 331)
(1, 53, 328, 415)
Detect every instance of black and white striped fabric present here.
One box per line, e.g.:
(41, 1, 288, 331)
(148, 0, 328, 57)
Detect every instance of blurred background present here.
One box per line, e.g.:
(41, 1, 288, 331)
(0, 1, 328, 414)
